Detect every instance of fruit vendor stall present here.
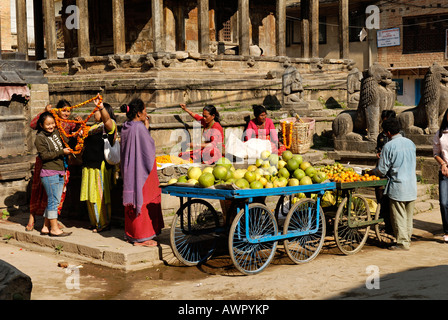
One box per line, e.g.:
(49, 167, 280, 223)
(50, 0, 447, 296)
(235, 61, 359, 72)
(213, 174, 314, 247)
(160, 150, 389, 275)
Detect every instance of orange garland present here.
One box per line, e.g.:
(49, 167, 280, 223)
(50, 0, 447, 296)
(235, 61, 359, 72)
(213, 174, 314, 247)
(282, 121, 293, 149)
(51, 94, 103, 154)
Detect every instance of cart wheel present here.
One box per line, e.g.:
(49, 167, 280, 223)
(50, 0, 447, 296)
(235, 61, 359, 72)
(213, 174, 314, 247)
(283, 198, 326, 264)
(334, 195, 371, 255)
(374, 202, 395, 244)
(170, 199, 220, 266)
(228, 203, 278, 275)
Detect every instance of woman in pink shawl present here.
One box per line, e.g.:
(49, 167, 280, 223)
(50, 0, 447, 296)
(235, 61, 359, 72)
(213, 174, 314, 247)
(119, 99, 164, 247)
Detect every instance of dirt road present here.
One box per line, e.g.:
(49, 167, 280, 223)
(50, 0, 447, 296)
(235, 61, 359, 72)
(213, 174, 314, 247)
(2, 208, 448, 304)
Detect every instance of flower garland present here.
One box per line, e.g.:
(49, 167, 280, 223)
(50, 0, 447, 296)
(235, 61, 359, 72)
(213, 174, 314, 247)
(282, 121, 293, 149)
(50, 94, 103, 154)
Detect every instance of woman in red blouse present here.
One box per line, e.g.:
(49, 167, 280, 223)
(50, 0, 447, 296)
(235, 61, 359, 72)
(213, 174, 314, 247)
(179, 103, 224, 164)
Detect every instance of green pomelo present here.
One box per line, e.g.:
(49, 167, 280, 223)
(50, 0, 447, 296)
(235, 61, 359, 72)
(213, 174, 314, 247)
(305, 166, 317, 177)
(288, 178, 299, 186)
(187, 167, 202, 180)
(312, 171, 327, 183)
(260, 150, 271, 160)
(216, 157, 232, 169)
(213, 165, 228, 181)
(300, 161, 312, 171)
(286, 158, 300, 172)
(250, 181, 264, 189)
(300, 176, 313, 185)
(233, 169, 246, 180)
(235, 178, 250, 189)
(281, 150, 293, 161)
(244, 171, 257, 183)
(292, 154, 303, 165)
(293, 168, 306, 180)
(269, 154, 279, 166)
(278, 167, 290, 179)
(202, 167, 213, 174)
(198, 172, 215, 188)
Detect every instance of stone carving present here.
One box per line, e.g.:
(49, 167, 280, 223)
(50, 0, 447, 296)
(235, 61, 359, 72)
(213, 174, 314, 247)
(69, 58, 82, 74)
(347, 63, 362, 109)
(398, 62, 448, 135)
(141, 54, 156, 71)
(247, 57, 255, 68)
(282, 64, 305, 104)
(333, 62, 396, 142)
(205, 57, 215, 68)
(106, 56, 119, 70)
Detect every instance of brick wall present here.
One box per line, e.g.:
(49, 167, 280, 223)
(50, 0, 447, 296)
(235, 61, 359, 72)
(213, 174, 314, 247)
(378, 0, 448, 68)
(0, 0, 15, 52)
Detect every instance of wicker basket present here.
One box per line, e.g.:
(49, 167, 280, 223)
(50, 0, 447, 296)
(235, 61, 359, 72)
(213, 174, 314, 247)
(280, 117, 315, 154)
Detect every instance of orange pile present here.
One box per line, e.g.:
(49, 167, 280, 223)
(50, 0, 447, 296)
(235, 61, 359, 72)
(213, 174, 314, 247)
(329, 171, 380, 183)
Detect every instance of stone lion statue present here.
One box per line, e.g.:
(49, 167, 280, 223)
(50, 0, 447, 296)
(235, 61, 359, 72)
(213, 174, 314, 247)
(333, 62, 396, 142)
(398, 62, 448, 135)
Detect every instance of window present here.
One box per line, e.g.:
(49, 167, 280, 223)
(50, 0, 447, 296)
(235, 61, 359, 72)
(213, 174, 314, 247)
(285, 16, 326, 46)
(403, 14, 448, 54)
(349, 10, 365, 42)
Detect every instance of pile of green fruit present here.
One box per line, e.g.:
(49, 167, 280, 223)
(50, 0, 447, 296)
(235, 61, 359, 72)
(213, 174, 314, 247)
(168, 150, 328, 189)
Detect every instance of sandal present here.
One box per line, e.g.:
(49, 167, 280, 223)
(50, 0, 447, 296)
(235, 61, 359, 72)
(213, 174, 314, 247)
(25, 224, 34, 232)
(133, 240, 158, 247)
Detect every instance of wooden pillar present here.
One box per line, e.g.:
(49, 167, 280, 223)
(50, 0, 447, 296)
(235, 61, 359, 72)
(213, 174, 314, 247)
(152, 0, 163, 52)
(77, 0, 90, 57)
(112, 0, 126, 54)
(300, 0, 310, 58)
(276, 0, 286, 56)
(175, 7, 185, 51)
(309, 0, 319, 58)
(238, 0, 249, 55)
(33, 0, 45, 60)
(198, 0, 209, 54)
(339, 0, 349, 59)
(43, 0, 57, 59)
(16, 0, 28, 57)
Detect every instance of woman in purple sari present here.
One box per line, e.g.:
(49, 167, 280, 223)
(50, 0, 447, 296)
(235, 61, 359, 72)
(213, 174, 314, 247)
(120, 99, 164, 247)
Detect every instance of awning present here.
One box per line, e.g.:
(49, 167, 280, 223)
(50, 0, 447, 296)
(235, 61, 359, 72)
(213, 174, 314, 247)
(0, 85, 30, 101)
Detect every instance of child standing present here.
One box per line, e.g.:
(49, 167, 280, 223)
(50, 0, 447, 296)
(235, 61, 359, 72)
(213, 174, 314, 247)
(34, 112, 72, 237)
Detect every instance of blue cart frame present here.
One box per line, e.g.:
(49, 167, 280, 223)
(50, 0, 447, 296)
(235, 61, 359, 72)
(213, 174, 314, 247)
(161, 181, 336, 275)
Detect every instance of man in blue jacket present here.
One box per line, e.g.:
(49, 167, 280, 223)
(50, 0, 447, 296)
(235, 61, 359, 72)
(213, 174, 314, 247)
(369, 117, 417, 250)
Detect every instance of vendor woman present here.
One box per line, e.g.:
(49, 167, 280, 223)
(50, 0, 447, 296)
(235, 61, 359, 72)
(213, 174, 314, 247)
(245, 104, 282, 154)
(179, 103, 224, 164)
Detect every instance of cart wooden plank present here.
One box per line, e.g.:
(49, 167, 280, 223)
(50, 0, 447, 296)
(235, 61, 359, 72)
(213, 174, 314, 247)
(335, 178, 387, 190)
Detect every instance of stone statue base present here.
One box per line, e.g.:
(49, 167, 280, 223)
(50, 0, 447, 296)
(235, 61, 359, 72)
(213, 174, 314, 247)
(334, 138, 376, 153)
(283, 101, 310, 115)
(334, 133, 434, 156)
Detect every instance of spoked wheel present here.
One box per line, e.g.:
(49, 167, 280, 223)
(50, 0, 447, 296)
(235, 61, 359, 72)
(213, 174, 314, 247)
(228, 203, 278, 275)
(374, 202, 395, 244)
(334, 195, 371, 255)
(170, 199, 221, 266)
(283, 198, 326, 264)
